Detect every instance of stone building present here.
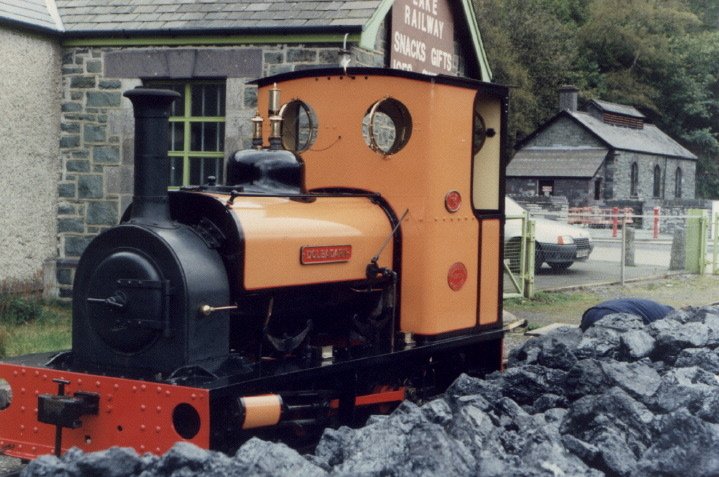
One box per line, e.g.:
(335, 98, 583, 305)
(507, 86, 697, 210)
(0, 0, 491, 297)
(0, 1, 62, 294)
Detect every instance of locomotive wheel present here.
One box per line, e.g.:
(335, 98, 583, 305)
(430, 339, 503, 393)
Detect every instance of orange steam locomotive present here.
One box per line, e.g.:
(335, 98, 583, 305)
(0, 67, 508, 458)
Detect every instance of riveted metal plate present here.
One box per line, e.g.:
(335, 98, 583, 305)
(0, 363, 209, 460)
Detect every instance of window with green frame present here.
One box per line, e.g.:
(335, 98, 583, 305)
(145, 81, 226, 186)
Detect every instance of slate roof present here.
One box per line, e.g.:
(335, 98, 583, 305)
(0, 0, 493, 81)
(507, 148, 608, 178)
(516, 108, 697, 161)
(590, 99, 645, 119)
(53, 0, 382, 33)
(0, 0, 62, 32)
(0, 0, 383, 33)
(570, 111, 697, 160)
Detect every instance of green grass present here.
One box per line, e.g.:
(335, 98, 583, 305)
(0, 296, 71, 358)
(505, 290, 597, 309)
(504, 275, 719, 330)
(1, 276, 717, 358)
(504, 290, 600, 328)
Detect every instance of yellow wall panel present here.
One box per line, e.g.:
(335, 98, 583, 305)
(479, 219, 500, 326)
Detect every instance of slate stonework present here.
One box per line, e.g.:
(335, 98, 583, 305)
(58, 47, 135, 295)
(525, 117, 604, 149)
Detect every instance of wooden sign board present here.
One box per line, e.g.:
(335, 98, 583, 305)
(390, 0, 456, 75)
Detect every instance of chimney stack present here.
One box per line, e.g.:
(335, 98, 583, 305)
(123, 88, 180, 226)
(559, 85, 578, 112)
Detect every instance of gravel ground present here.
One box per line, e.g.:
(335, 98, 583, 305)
(504, 274, 719, 352)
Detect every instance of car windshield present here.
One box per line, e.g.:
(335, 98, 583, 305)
(505, 197, 526, 216)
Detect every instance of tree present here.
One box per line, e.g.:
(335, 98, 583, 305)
(576, 0, 700, 110)
(474, 0, 582, 142)
(576, 0, 719, 197)
(474, 0, 719, 198)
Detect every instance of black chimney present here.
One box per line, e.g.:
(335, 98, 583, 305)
(123, 88, 180, 226)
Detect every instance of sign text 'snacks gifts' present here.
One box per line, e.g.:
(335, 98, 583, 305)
(390, 0, 455, 75)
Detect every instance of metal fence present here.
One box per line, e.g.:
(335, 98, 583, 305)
(503, 209, 715, 299)
(503, 212, 533, 299)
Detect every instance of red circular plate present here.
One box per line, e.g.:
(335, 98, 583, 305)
(447, 262, 468, 291)
(445, 190, 462, 213)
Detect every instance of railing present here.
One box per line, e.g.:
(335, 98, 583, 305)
(568, 206, 634, 230)
(503, 213, 535, 299)
(503, 209, 715, 299)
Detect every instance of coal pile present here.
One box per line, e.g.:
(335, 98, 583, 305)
(22, 305, 719, 477)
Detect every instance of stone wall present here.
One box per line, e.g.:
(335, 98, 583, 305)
(0, 27, 61, 294)
(640, 199, 711, 234)
(506, 178, 591, 207)
(552, 179, 592, 206)
(510, 195, 569, 222)
(523, 116, 603, 149)
(505, 178, 536, 197)
(613, 151, 696, 201)
(57, 47, 136, 297)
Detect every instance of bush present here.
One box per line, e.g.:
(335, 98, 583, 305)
(0, 295, 48, 325)
(0, 327, 7, 358)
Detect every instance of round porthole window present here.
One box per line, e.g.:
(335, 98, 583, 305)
(473, 109, 487, 155)
(472, 101, 496, 155)
(362, 98, 412, 155)
(280, 100, 318, 153)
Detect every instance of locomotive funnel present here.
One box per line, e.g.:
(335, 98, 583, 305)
(123, 88, 180, 225)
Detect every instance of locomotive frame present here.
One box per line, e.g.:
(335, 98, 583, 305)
(0, 67, 508, 459)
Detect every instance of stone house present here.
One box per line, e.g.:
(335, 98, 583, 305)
(0, 0, 491, 298)
(507, 86, 697, 210)
(0, 1, 62, 294)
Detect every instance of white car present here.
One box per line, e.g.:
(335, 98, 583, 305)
(505, 197, 593, 272)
